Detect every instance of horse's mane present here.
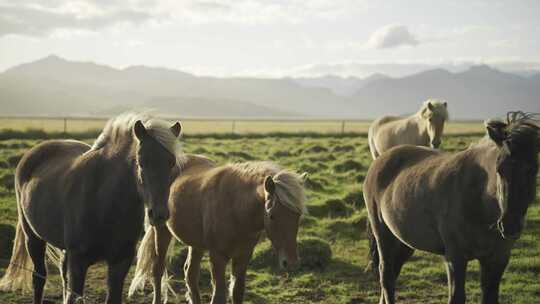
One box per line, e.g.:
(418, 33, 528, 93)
(418, 98, 449, 120)
(482, 111, 540, 149)
(502, 111, 540, 145)
(227, 161, 308, 215)
(90, 112, 184, 165)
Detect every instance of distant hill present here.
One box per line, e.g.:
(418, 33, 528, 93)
(291, 73, 389, 96)
(0, 55, 347, 117)
(0, 55, 539, 119)
(349, 65, 540, 119)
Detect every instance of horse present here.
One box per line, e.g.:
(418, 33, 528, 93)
(128, 156, 308, 304)
(368, 99, 448, 159)
(0, 112, 184, 304)
(363, 111, 539, 304)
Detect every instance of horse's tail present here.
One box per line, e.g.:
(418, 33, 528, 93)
(0, 220, 32, 292)
(365, 220, 379, 276)
(367, 125, 379, 159)
(128, 226, 157, 297)
(129, 226, 174, 301)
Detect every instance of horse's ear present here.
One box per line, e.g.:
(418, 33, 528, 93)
(485, 120, 507, 146)
(264, 176, 275, 194)
(427, 102, 434, 111)
(300, 172, 308, 182)
(134, 120, 147, 141)
(170, 121, 182, 138)
(443, 101, 447, 108)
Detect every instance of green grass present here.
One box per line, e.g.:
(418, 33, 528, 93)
(0, 118, 486, 136)
(0, 134, 538, 303)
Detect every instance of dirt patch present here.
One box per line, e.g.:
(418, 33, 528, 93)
(251, 237, 332, 271)
(7, 154, 23, 167)
(332, 145, 355, 152)
(0, 173, 14, 190)
(228, 151, 255, 160)
(333, 160, 363, 173)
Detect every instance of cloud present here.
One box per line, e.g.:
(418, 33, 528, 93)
(0, 0, 368, 37)
(366, 24, 419, 49)
(0, 2, 151, 37)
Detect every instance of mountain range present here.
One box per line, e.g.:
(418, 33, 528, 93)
(1, 55, 539, 119)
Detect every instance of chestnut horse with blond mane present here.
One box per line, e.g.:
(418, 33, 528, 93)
(0, 113, 183, 304)
(129, 155, 307, 304)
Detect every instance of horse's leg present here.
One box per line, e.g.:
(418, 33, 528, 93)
(230, 247, 255, 304)
(373, 221, 410, 304)
(209, 251, 229, 304)
(444, 255, 468, 304)
(392, 244, 414, 280)
(105, 246, 136, 304)
(151, 225, 172, 304)
(479, 254, 509, 304)
(60, 253, 68, 302)
(65, 251, 90, 304)
(184, 246, 204, 304)
(24, 228, 47, 304)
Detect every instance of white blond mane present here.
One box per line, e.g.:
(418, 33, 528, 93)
(418, 98, 449, 120)
(91, 112, 184, 165)
(228, 161, 308, 215)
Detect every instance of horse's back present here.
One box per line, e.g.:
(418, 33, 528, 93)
(369, 115, 413, 156)
(365, 144, 438, 191)
(16, 139, 90, 185)
(16, 140, 90, 247)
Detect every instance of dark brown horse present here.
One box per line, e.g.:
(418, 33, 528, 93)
(0, 113, 184, 304)
(364, 112, 539, 304)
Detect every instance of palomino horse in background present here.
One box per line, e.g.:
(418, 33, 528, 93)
(368, 99, 448, 159)
(363, 111, 539, 304)
(129, 156, 308, 304)
(0, 113, 184, 304)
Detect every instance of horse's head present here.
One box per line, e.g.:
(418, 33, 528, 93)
(486, 113, 539, 240)
(134, 120, 182, 227)
(262, 172, 307, 270)
(421, 100, 448, 148)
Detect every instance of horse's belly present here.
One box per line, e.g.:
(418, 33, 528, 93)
(20, 179, 65, 248)
(381, 205, 445, 255)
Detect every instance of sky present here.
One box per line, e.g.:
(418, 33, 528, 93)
(1, 0, 540, 77)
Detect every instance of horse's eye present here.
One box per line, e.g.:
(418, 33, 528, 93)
(269, 214, 274, 220)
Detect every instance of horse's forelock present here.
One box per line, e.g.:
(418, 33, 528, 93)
(90, 112, 185, 166)
(145, 119, 185, 167)
(420, 99, 449, 121)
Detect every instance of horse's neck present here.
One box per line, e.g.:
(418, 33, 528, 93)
(237, 181, 267, 234)
(470, 146, 501, 221)
(406, 115, 429, 144)
(93, 141, 139, 184)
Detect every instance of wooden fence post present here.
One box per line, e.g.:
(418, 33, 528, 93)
(63, 118, 67, 134)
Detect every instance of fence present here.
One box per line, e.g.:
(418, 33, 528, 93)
(0, 116, 485, 135)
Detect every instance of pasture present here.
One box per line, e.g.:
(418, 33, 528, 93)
(0, 132, 538, 303)
(0, 117, 485, 135)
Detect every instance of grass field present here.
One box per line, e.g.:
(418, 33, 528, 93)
(0, 132, 538, 303)
(0, 117, 486, 135)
